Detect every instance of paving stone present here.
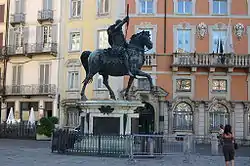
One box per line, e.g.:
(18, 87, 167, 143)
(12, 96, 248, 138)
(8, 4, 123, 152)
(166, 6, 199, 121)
(0, 139, 249, 166)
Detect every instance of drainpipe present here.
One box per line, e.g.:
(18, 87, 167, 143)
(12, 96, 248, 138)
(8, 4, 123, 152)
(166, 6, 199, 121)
(163, 0, 167, 53)
(57, 0, 65, 127)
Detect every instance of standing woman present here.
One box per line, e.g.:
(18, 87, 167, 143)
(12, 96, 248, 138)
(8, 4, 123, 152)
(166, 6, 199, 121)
(222, 124, 235, 166)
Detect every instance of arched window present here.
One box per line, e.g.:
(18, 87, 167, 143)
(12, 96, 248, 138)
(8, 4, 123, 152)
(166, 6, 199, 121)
(209, 103, 229, 131)
(173, 102, 193, 131)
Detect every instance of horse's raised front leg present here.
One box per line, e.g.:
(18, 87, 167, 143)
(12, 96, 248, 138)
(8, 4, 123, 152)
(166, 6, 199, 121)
(102, 75, 116, 100)
(80, 74, 93, 101)
(135, 70, 154, 91)
(125, 76, 134, 100)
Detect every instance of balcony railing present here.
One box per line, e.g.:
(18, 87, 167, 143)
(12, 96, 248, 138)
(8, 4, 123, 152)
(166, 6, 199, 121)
(37, 9, 54, 23)
(144, 54, 156, 66)
(0, 43, 57, 56)
(10, 13, 25, 25)
(172, 53, 250, 68)
(6, 84, 56, 96)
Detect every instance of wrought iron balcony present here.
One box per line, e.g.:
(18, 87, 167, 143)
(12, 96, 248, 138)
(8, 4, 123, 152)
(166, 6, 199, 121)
(172, 53, 250, 71)
(10, 13, 25, 25)
(144, 54, 156, 66)
(6, 84, 56, 96)
(0, 43, 57, 57)
(37, 9, 54, 23)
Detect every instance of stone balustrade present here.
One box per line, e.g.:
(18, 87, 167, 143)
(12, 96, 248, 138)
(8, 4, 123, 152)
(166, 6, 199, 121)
(144, 54, 157, 66)
(172, 53, 250, 68)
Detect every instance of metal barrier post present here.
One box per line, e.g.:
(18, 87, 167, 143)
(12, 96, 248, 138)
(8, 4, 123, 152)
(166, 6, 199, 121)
(211, 134, 218, 155)
(128, 135, 135, 161)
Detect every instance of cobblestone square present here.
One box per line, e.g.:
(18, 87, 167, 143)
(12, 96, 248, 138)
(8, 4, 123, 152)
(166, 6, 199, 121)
(0, 139, 249, 166)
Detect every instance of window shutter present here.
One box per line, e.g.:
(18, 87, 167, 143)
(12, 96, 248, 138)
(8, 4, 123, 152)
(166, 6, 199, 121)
(40, 64, 44, 84)
(12, 66, 17, 85)
(45, 64, 50, 84)
(43, 0, 47, 9)
(20, 0, 25, 13)
(15, 0, 20, 13)
(23, 27, 29, 44)
(17, 65, 22, 85)
(52, 24, 57, 43)
(0, 5, 5, 22)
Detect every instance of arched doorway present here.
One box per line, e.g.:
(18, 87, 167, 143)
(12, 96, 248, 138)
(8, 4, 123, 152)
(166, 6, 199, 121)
(135, 102, 155, 134)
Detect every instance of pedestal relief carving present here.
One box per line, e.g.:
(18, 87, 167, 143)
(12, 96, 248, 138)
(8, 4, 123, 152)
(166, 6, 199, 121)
(233, 23, 245, 40)
(196, 22, 208, 39)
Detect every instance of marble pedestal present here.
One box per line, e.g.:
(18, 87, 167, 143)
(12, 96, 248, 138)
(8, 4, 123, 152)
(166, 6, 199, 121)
(76, 100, 144, 135)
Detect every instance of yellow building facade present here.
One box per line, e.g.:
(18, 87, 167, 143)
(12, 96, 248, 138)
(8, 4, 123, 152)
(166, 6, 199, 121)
(0, 0, 62, 122)
(60, 0, 127, 127)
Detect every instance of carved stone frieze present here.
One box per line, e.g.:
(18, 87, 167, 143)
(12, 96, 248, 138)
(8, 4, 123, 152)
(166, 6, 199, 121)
(207, 97, 234, 112)
(196, 22, 208, 39)
(233, 23, 245, 40)
(171, 96, 196, 111)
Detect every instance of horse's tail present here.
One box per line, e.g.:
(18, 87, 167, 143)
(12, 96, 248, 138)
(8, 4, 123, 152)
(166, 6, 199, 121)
(80, 51, 92, 83)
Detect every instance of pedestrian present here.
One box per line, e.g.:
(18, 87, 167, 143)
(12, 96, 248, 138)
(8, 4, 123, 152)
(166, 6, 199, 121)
(222, 124, 235, 166)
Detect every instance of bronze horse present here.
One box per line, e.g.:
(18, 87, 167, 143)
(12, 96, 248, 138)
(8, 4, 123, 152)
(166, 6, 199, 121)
(80, 31, 153, 100)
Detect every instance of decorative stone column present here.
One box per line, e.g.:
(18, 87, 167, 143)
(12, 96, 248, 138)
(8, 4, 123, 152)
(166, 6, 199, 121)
(204, 102, 209, 136)
(53, 100, 58, 117)
(243, 103, 249, 139)
(167, 102, 173, 134)
(38, 100, 44, 119)
(193, 102, 200, 135)
(15, 101, 20, 120)
(163, 101, 169, 135)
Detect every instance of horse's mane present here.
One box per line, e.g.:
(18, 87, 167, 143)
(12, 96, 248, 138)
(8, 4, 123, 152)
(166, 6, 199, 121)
(129, 31, 142, 42)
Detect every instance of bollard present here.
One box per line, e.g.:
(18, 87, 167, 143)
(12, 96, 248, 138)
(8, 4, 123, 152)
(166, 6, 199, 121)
(147, 137, 154, 156)
(211, 134, 218, 155)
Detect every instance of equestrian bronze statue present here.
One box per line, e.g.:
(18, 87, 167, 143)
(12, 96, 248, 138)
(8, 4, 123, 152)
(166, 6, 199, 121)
(80, 16, 153, 100)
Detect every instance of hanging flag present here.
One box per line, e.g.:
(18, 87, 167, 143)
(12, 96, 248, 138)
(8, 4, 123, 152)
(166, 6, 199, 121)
(219, 39, 224, 54)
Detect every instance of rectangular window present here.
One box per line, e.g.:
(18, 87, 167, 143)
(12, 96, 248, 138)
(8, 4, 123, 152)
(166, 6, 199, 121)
(177, 0, 192, 14)
(0, 5, 5, 22)
(139, 0, 153, 14)
(39, 64, 50, 93)
(98, 0, 109, 15)
(71, 0, 81, 18)
(42, 25, 52, 47)
(68, 71, 79, 90)
(212, 30, 227, 53)
(212, 79, 227, 92)
(69, 31, 80, 51)
(176, 29, 191, 53)
(176, 79, 191, 92)
(12, 65, 22, 93)
(213, 0, 227, 15)
(97, 30, 109, 49)
(138, 28, 154, 53)
(43, 0, 52, 10)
